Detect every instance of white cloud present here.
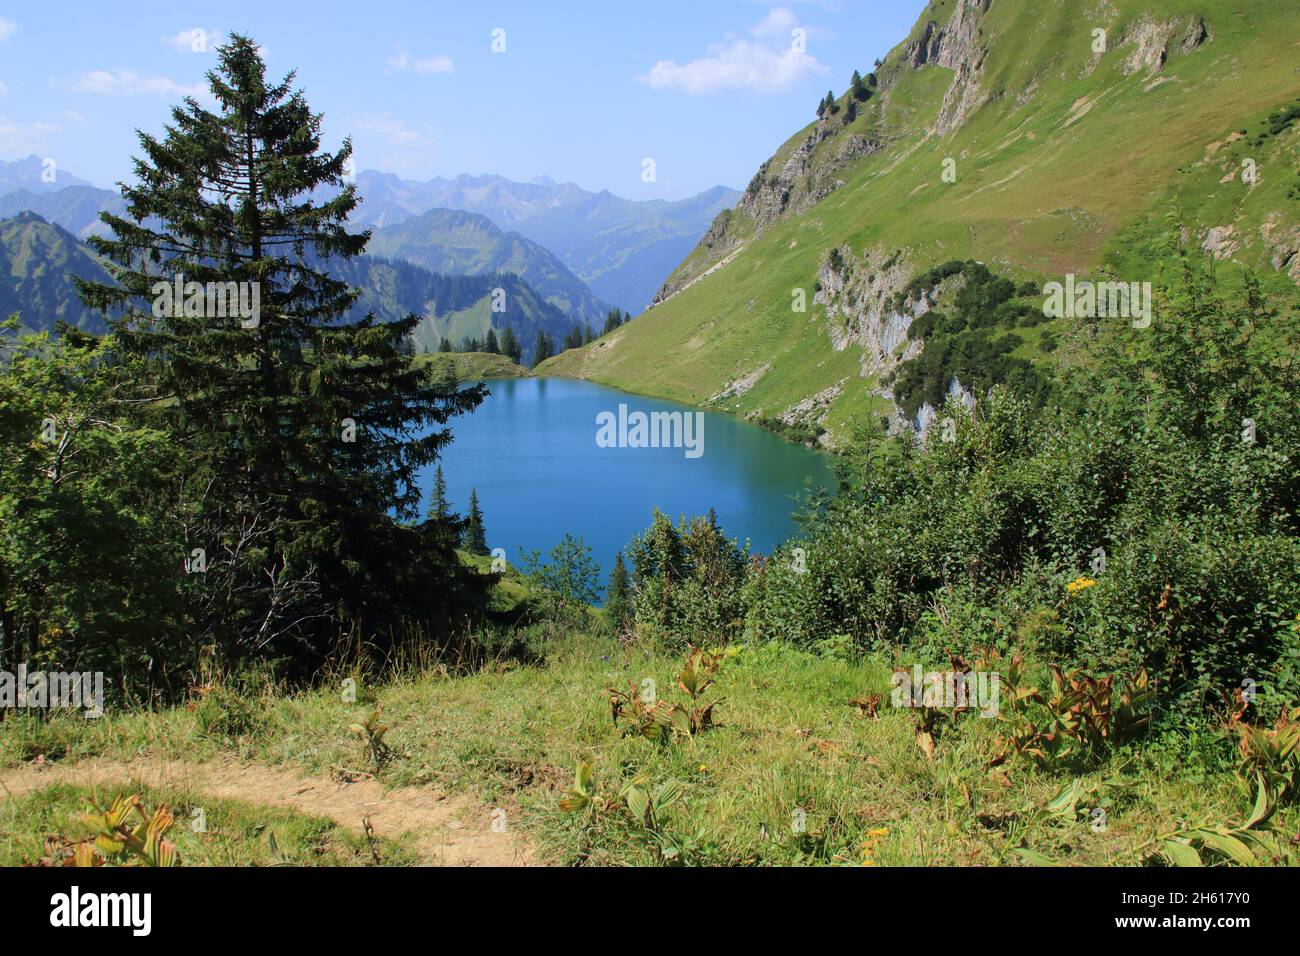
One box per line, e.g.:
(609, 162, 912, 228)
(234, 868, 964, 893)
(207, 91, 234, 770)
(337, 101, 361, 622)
(751, 7, 799, 37)
(63, 109, 88, 126)
(163, 28, 216, 53)
(639, 38, 826, 95)
(0, 115, 58, 154)
(639, 8, 829, 95)
(0, 18, 15, 43)
(66, 70, 208, 99)
(353, 112, 434, 147)
(0, 81, 7, 97)
(350, 112, 438, 177)
(386, 48, 454, 75)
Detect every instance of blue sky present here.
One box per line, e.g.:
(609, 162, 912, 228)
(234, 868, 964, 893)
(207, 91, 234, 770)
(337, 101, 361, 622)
(0, 0, 925, 200)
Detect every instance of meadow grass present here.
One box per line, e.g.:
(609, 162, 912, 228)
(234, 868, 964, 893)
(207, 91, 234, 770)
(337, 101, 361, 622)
(2, 633, 1282, 866)
(0, 781, 417, 867)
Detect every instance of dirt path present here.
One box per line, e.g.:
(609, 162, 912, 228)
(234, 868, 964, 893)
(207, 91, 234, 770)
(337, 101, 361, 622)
(0, 754, 538, 867)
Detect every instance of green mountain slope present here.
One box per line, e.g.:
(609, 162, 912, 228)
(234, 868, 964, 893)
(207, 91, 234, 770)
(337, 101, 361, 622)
(366, 207, 612, 328)
(542, 0, 1300, 448)
(0, 212, 115, 334)
(321, 254, 569, 361)
(0, 216, 568, 362)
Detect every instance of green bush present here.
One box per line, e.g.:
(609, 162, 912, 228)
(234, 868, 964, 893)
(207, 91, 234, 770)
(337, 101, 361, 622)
(626, 510, 748, 648)
(748, 260, 1300, 717)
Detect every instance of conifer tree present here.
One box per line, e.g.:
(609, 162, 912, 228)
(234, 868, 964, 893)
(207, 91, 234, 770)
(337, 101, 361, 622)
(500, 326, 522, 364)
(605, 551, 631, 634)
(439, 336, 453, 352)
(532, 329, 554, 367)
(484, 328, 500, 354)
(429, 464, 450, 521)
(77, 35, 487, 663)
(463, 488, 489, 555)
(851, 70, 869, 101)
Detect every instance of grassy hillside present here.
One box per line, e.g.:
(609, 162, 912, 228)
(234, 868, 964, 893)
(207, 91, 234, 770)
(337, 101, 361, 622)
(320, 254, 567, 360)
(414, 350, 529, 382)
(2, 632, 1284, 866)
(0, 212, 115, 334)
(367, 207, 611, 328)
(542, 0, 1300, 447)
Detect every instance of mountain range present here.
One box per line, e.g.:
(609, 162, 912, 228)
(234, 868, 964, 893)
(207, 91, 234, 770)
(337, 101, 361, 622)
(0, 156, 737, 325)
(365, 207, 609, 328)
(350, 171, 739, 314)
(0, 209, 566, 363)
(543, 0, 1300, 446)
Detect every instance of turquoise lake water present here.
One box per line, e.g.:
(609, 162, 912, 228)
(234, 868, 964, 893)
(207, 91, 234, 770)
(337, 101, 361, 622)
(421, 377, 835, 585)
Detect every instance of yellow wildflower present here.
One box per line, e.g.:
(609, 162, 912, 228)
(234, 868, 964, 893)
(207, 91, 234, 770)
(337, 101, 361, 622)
(1066, 576, 1097, 596)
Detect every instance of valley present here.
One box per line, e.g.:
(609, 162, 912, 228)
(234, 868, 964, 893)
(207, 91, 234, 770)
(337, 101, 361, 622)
(1, 0, 1299, 887)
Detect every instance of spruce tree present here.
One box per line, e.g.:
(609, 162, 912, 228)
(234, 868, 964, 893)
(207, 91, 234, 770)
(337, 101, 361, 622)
(484, 328, 500, 354)
(605, 551, 631, 634)
(500, 326, 522, 364)
(851, 70, 869, 101)
(428, 464, 450, 521)
(439, 336, 453, 352)
(78, 35, 488, 664)
(532, 330, 554, 367)
(463, 488, 489, 555)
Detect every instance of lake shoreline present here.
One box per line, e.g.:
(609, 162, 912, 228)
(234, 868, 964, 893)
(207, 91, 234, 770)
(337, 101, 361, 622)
(428, 377, 835, 578)
(438, 356, 840, 457)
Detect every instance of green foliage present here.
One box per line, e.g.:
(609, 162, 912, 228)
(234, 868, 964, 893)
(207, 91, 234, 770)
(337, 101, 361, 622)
(3, 36, 494, 694)
(891, 260, 1050, 418)
(33, 794, 181, 868)
(601, 309, 628, 335)
(608, 646, 725, 742)
(463, 489, 489, 556)
(348, 709, 393, 769)
(191, 684, 266, 741)
(520, 533, 601, 622)
(428, 465, 450, 521)
(499, 326, 523, 363)
(532, 329, 555, 367)
(995, 656, 1155, 768)
(1153, 776, 1296, 866)
(0, 320, 189, 684)
(748, 261, 1300, 718)
(626, 509, 748, 648)
(605, 551, 632, 635)
(1234, 706, 1300, 802)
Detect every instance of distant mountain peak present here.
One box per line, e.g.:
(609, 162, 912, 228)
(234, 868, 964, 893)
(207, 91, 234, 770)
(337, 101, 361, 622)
(0, 155, 95, 193)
